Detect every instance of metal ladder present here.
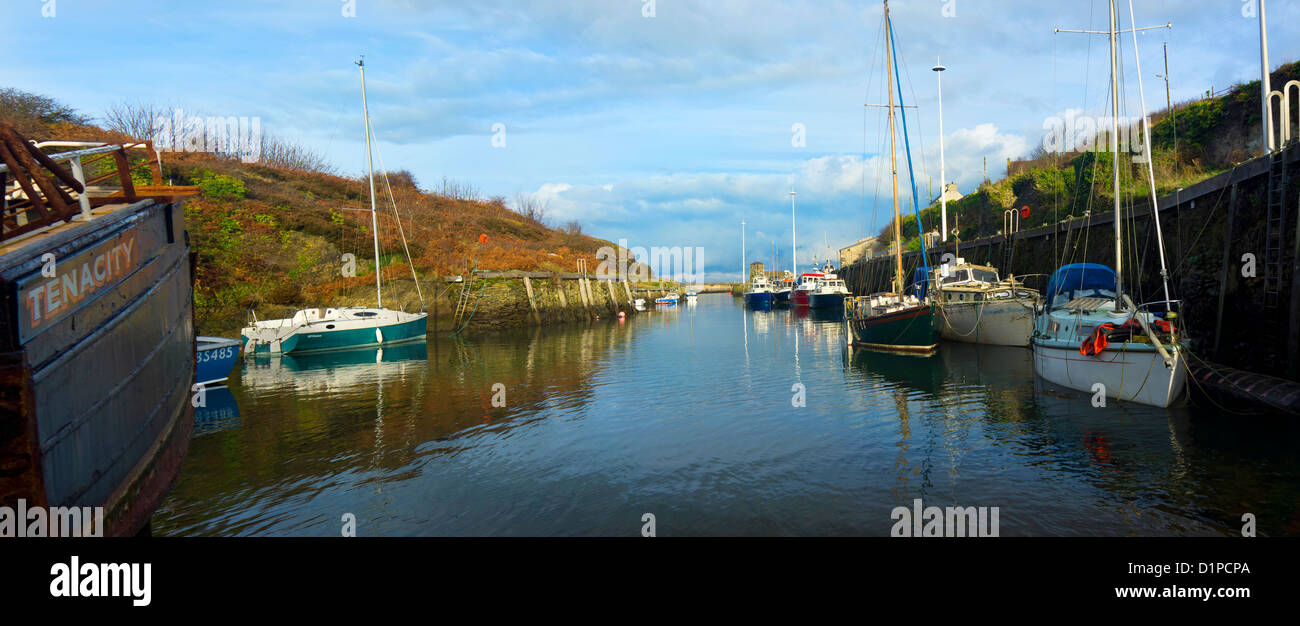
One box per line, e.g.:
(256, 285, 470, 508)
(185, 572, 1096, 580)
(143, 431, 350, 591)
(1264, 146, 1289, 309)
(452, 265, 477, 326)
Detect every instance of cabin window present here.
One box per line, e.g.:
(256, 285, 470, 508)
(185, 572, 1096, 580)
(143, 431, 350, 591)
(326, 325, 336, 329)
(971, 269, 999, 283)
(354, 312, 378, 317)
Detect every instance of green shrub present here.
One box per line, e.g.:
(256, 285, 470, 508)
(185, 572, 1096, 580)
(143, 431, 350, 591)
(192, 169, 247, 200)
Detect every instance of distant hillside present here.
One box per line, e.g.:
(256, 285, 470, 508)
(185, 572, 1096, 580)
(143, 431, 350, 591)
(878, 59, 1300, 253)
(0, 89, 614, 334)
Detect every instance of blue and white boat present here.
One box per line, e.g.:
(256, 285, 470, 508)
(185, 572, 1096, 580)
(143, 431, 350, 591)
(655, 292, 680, 305)
(240, 59, 428, 356)
(196, 336, 241, 385)
(1030, 4, 1186, 409)
(744, 275, 775, 308)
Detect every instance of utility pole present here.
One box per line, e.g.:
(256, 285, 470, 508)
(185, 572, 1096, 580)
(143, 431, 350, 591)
(1156, 42, 1174, 163)
(1260, 0, 1273, 153)
(933, 57, 948, 241)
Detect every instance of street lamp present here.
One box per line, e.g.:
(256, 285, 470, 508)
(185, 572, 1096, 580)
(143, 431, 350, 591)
(932, 58, 948, 242)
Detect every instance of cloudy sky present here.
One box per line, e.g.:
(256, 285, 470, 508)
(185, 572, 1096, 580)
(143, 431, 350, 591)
(3, 0, 1296, 279)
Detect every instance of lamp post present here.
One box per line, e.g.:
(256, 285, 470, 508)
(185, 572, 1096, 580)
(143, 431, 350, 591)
(932, 58, 948, 241)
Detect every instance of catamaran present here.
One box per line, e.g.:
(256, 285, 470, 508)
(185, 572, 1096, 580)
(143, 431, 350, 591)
(241, 58, 428, 355)
(1031, 0, 1186, 407)
(845, 0, 939, 354)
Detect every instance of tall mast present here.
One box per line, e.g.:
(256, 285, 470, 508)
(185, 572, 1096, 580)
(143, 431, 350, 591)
(790, 190, 797, 277)
(741, 221, 747, 284)
(358, 57, 382, 308)
(1109, 0, 1123, 304)
(885, 1, 903, 294)
(1260, 0, 1273, 154)
(1127, 0, 1172, 307)
(933, 58, 948, 242)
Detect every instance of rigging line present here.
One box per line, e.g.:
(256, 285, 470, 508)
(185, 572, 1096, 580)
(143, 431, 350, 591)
(886, 14, 929, 273)
(368, 114, 426, 307)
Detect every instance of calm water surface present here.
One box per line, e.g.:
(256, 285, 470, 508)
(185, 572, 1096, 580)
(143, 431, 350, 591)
(155, 294, 1300, 536)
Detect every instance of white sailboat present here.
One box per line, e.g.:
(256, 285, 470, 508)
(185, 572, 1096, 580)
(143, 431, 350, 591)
(242, 58, 428, 355)
(1031, 0, 1185, 407)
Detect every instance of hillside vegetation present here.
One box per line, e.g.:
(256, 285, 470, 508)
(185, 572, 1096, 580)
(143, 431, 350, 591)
(878, 60, 1300, 253)
(1, 89, 614, 334)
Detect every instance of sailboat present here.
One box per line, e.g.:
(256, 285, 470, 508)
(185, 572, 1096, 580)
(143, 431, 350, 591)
(845, 0, 939, 354)
(1030, 0, 1186, 407)
(241, 58, 428, 355)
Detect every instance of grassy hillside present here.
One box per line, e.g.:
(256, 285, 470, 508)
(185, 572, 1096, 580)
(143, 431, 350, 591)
(878, 60, 1300, 253)
(1, 89, 614, 335)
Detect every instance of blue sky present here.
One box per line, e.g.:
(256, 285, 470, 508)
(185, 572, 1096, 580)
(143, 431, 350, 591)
(3, 0, 1296, 279)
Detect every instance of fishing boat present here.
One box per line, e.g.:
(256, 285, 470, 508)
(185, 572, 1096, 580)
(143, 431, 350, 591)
(773, 278, 794, 304)
(1031, 1, 1186, 408)
(196, 336, 241, 385)
(930, 259, 1041, 346)
(791, 270, 824, 307)
(0, 125, 199, 536)
(655, 292, 680, 305)
(241, 58, 428, 355)
(743, 274, 775, 308)
(685, 291, 699, 301)
(808, 262, 850, 309)
(845, 0, 939, 354)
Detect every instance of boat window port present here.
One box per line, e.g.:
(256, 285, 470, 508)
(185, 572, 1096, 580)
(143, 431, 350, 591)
(326, 325, 335, 329)
(354, 312, 378, 317)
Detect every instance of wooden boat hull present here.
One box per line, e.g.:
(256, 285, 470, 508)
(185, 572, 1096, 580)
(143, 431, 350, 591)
(938, 299, 1036, 346)
(848, 302, 939, 353)
(0, 199, 194, 536)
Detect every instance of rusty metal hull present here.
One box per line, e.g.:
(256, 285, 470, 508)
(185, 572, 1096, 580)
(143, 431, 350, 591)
(0, 199, 193, 536)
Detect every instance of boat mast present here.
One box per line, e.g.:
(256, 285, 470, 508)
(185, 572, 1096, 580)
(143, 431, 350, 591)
(1108, 0, 1123, 304)
(358, 57, 382, 309)
(885, 0, 903, 295)
(741, 220, 747, 285)
(1126, 0, 1172, 308)
(790, 190, 797, 278)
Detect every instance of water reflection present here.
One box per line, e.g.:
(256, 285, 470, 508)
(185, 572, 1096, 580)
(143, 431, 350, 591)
(156, 294, 1300, 536)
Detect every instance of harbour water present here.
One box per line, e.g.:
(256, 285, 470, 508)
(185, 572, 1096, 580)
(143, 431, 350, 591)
(155, 294, 1300, 536)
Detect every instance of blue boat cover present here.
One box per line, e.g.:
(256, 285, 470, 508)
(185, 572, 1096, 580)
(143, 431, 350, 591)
(1045, 263, 1117, 310)
(907, 266, 931, 301)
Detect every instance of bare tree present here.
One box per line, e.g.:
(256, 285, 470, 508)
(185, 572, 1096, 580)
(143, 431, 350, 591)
(436, 176, 480, 201)
(0, 88, 90, 125)
(260, 133, 335, 173)
(103, 100, 172, 141)
(513, 192, 548, 224)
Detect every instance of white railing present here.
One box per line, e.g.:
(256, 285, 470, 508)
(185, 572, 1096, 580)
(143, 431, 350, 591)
(1266, 80, 1300, 151)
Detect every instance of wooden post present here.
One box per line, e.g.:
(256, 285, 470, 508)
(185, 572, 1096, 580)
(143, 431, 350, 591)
(623, 279, 633, 306)
(1214, 182, 1238, 358)
(553, 273, 568, 308)
(522, 276, 541, 325)
(578, 277, 592, 319)
(605, 279, 618, 312)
